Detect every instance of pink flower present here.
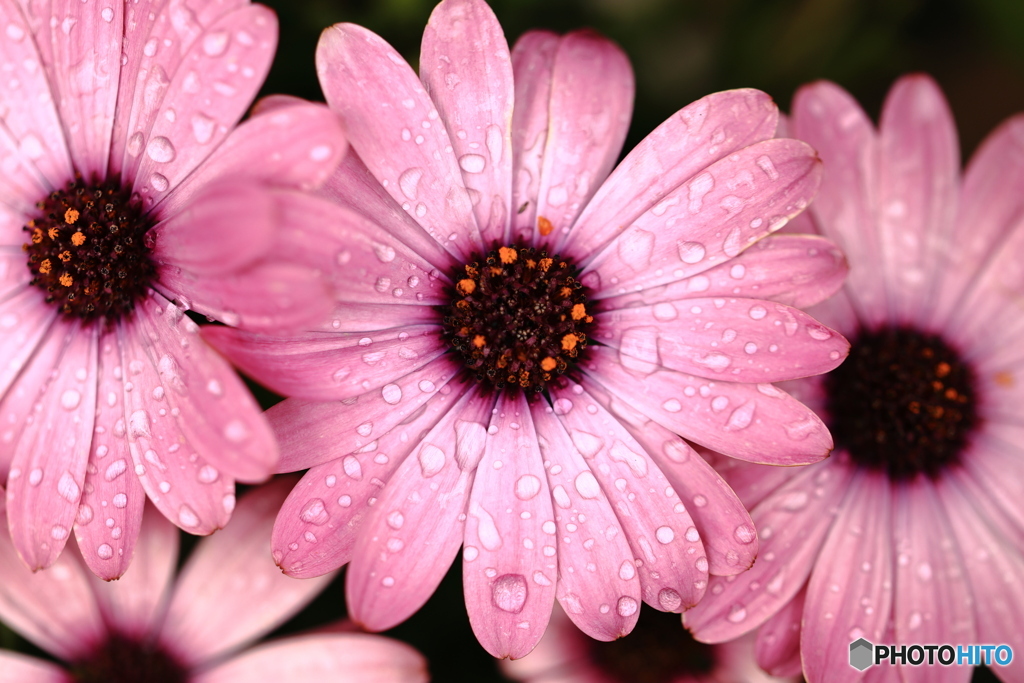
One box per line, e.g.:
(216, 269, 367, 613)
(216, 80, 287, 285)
(685, 75, 1024, 683)
(0, 479, 428, 683)
(0, 0, 347, 578)
(503, 603, 797, 683)
(207, 0, 849, 658)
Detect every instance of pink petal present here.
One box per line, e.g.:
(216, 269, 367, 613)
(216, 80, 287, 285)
(133, 5, 277, 206)
(150, 181, 276, 275)
(46, 0, 121, 176)
(421, 0, 513, 244)
(791, 80, 886, 328)
(527, 31, 633, 249)
(463, 392, 555, 659)
(530, 405, 641, 641)
(586, 346, 833, 465)
(0, 128, 52, 218)
(550, 383, 707, 613)
(606, 233, 848, 311)
(88, 503, 178, 634)
(109, 0, 248, 180)
(159, 477, 336, 667)
(598, 297, 847, 383)
(268, 358, 460, 472)
(6, 323, 97, 570)
(712, 454, 803, 511)
(890, 482, 974, 683)
(567, 89, 778, 256)
(203, 325, 445, 402)
(159, 101, 347, 217)
(932, 114, 1024, 330)
(272, 385, 464, 578)
(316, 23, 480, 260)
(0, 653, 69, 683)
(193, 633, 428, 683)
(684, 458, 854, 642)
(0, 288, 58, 432)
(582, 139, 822, 297)
(0, 1, 71, 189)
(303, 301, 440, 335)
(347, 387, 485, 631)
(802, 470, 894, 683)
(509, 30, 559, 242)
(73, 331, 145, 580)
(583, 388, 757, 577)
(0, 499, 104, 660)
(754, 586, 805, 678)
(955, 423, 1024, 542)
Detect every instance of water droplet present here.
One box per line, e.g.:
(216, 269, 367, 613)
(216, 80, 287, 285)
(418, 443, 445, 477)
(197, 465, 219, 483)
(515, 474, 541, 500)
(573, 471, 601, 499)
(734, 524, 756, 544)
(492, 574, 528, 613)
(146, 136, 175, 163)
(398, 167, 423, 200)
(97, 543, 113, 559)
(619, 560, 636, 580)
(112, 493, 128, 508)
(616, 595, 638, 617)
(677, 241, 706, 264)
(656, 526, 675, 544)
(748, 304, 767, 320)
(202, 30, 229, 56)
(381, 384, 402, 404)
(191, 113, 216, 144)
(223, 419, 249, 443)
(725, 402, 755, 431)
(779, 491, 808, 511)
(343, 456, 362, 480)
(372, 243, 396, 263)
(178, 505, 200, 528)
(299, 498, 329, 525)
(386, 510, 405, 530)
(356, 421, 373, 437)
(658, 588, 682, 611)
(727, 605, 747, 623)
(149, 173, 169, 192)
(458, 154, 486, 174)
(51, 524, 68, 540)
(472, 503, 502, 550)
(908, 610, 923, 630)
(662, 398, 682, 412)
(57, 472, 79, 502)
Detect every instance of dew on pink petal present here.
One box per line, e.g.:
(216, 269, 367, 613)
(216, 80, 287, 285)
(299, 499, 329, 525)
(418, 443, 445, 477)
(658, 588, 682, 611)
(492, 574, 528, 613)
(616, 596, 638, 617)
(178, 505, 200, 528)
(514, 474, 541, 500)
(97, 544, 113, 560)
(573, 471, 601, 499)
(734, 524, 756, 544)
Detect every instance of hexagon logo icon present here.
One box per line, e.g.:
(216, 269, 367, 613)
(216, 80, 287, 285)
(850, 638, 874, 671)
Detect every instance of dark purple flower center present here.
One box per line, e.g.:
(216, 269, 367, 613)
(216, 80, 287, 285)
(587, 605, 715, 683)
(23, 176, 156, 323)
(68, 632, 189, 683)
(823, 325, 980, 480)
(440, 244, 595, 393)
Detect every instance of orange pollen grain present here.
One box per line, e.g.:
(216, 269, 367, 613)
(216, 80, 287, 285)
(944, 388, 959, 400)
(571, 303, 587, 320)
(48, 227, 59, 240)
(537, 215, 554, 236)
(31, 228, 43, 244)
(71, 231, 86, 246)
(995, 371, 1014, 387)
(561, 333, 579, 351)
(538, 258, 552, 272)
(559, 286, 572, 298)
(64, 208, 80, 224)
(456, 278, 477, 295)
(473, 334, 486, 349)
(59, 273, 73, 287)
(540, 357, 557, 371)
(499, 246, 518, 264)
(58, 251, 72, 262)
(39, 259, 52, 274)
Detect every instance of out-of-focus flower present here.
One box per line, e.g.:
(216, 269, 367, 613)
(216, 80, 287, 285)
(504, 603, 798, 683)
(685, 75, 1024, 683)
(0, 0, 347, 578)
(0, 479, 428, 683)
(207, 0, 849, 658)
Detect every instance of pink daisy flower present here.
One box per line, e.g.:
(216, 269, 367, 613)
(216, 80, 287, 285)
(503, 603, 797, 683)
(0, 0, 347, 578)
(685, 75, 1024, 683)
(207, 0, 850, 659)
(0, 479, 428, 683)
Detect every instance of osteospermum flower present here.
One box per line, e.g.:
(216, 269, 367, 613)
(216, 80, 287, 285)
(0, 0, 346, 578)
(503, 603, 797, 683)
(685, 75, 1024, 683)
(207, 0, 850, 658)
(0, 480, 428, 683)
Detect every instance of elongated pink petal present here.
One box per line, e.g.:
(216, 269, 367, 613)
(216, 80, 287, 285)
(567, 89, 778, 256)
(712, 453, 802, 511)
(6, 323, 97, 570)
(586, 346, 832, 465)
(0, 127, 53, 218)
(160, 477, 336, 667)
(133, 5, 277, 206)
(464, 392, 555, 659)
(203, 325, 444, 402)
(598, 297, 847, 383)
(0, 498, 104, 660)
(269, 358, 460, 473)
(754, 586, 805, 678)
(955, 423, 1024, 542)
(74, 331, 145, 580)
(47, 0, 121, 176)
(0, 288, 58, 428)
(685, 458, 854, 642)
(890, 483, 974, 683)
(531, 31, 633, 249)
(348, 387, 484, 631)
(582, 139, 822, 297)
(791, 80, 886, 328)
(421, 0, 513, 244)
(271, 385, 461, 578)
(159, 101, 347, 217)
(0, 653, 69, 683)
(530, 405, 640, 640)
(802, 470, 893, 683)
(316, 23, 480, 260)
(193, 633, 428, 683)
(88, 503, 178, 635)
(302, 301, 440, 335)
(509, 30, 559, 242)
(606, 233, 848, 311)
(551, 383, 707, 613)
(0, 1, 70, 190)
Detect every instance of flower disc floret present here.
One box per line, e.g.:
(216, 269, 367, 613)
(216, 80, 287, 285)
(23, 177, 155, 323)
(442, 244, 595, 392)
